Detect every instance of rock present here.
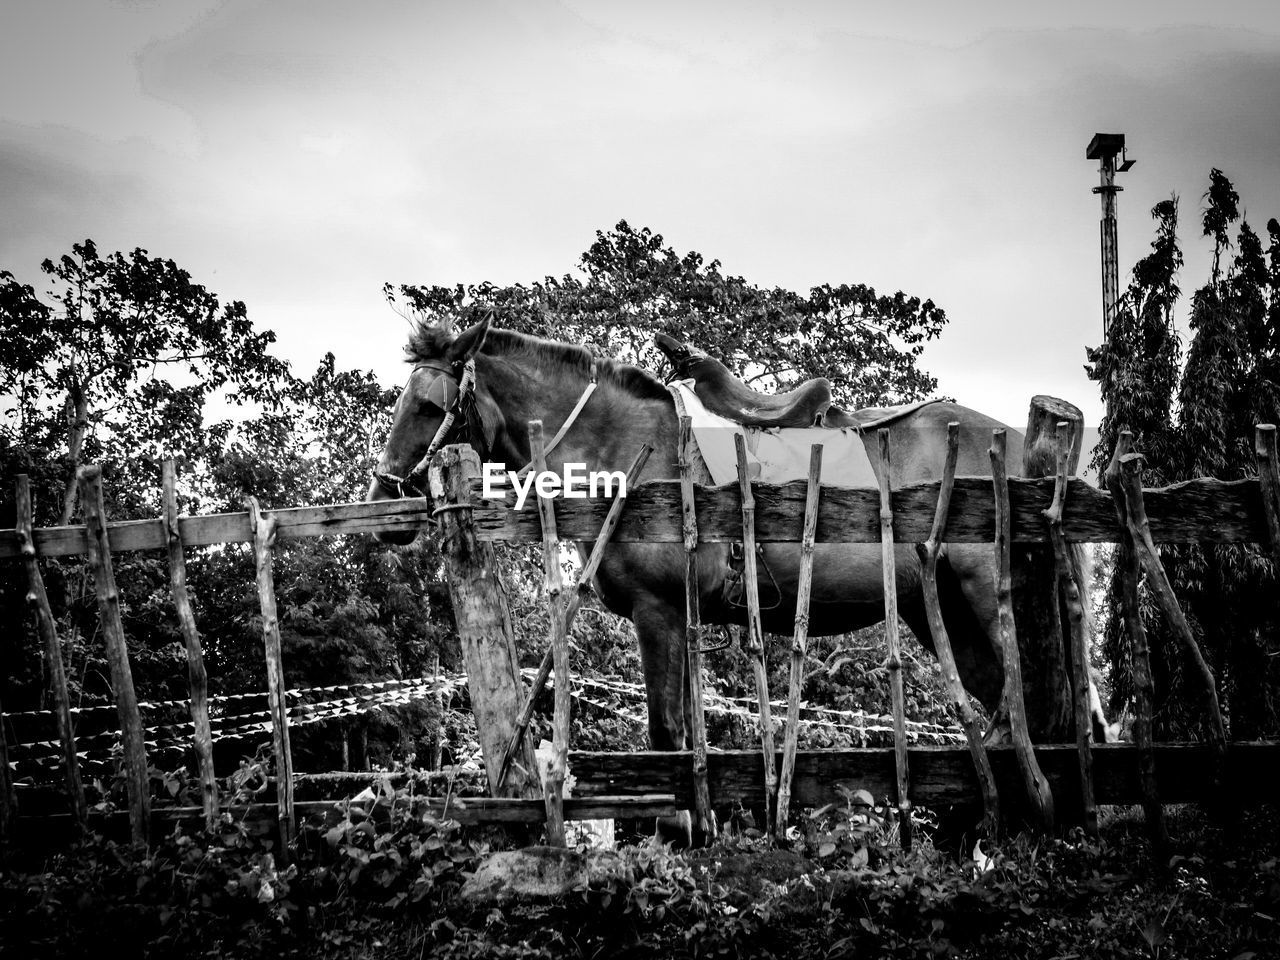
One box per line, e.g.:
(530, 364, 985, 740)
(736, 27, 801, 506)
(459, 845, 626, 905)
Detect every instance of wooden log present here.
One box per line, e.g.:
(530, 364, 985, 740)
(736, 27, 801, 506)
(1104, 432, 1168, 855)
(78, 467, 150, 845)
(876, 429, 913, 849)
(5, 472, 1275, 557)
(428, 445, 540, 799)
(528, 420, 569, 847)
(16, 475, 86, 831)
(494, 443, 653, 790)
(247, 496, 294, 859)
(988, 433, 1055, 832)
(1116, 454, 1229, 791)
(1254, 425, 1280, 563)
(678, 416, 716, 843)
(1042, 423, 1096, 837)
(735, 433, 777, 836)
(776, 444, 822, 838)
(162, 461, 217, 828)
(915, 423, 999, 838)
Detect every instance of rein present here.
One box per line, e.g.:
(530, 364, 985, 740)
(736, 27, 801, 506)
(373, 356, 599, 500)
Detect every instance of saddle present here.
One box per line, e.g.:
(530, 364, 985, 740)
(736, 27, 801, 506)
(654, 332, 836, 428)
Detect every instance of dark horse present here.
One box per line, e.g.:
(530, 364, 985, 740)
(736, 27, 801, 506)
(368, 317, 1107, 797)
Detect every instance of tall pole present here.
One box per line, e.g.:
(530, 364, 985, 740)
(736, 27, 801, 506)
(1087, 133, 1132, 336)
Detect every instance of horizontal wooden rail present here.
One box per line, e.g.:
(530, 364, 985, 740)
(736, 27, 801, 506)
(0, 473, 1267, 558)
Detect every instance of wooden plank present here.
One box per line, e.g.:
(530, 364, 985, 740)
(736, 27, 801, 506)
(1105, 433, 1168, 855)
(16, 475, 86, 831)
(877, 429, 913, 849)
(162, 461, 218, 828)
(990, 432, 1055, 832)
(529, 420, 569, 847)
(776, 445, 822, 837)
(567, 742, 1280, 810)
(247, 497, 295, 860)
(79, 466, 150, 847)
(1043, 423, 1096, 837)
(2, 474, 1271, 558)
(427, 446, 540, 800)
(679, 416, 716, 843)
(734, 434, 777, 836)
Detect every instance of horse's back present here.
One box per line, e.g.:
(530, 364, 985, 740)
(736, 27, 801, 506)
(884, 400, 1028, 482)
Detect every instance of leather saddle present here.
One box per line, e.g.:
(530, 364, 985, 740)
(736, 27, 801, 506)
(654, 333, 837, 428)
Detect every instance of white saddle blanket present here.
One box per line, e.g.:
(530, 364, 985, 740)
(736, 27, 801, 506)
(669, 380, 881, 488)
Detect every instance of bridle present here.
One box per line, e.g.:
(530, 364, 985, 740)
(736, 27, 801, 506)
(372, 358, 482, 500)
(372, 353, 599, 501)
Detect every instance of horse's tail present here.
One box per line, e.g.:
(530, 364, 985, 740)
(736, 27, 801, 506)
(1071, 542, 1120, 743)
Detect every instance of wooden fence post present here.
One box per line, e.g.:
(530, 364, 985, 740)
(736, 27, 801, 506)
(1104, 432, 1168, 856)
(162, 461, 218, 828)
(915, 424, 999, 839)
(678, 417, 717, 843)
(528, 420, 569, 847)
(989, 432, 1054, 832)
(16, 475, 87, 831)
(247, 496, 294, 858)
(78, 465, 149, 847)
(1254, 425, 1280, 563)
(876, 429, 913, 849)
(0, 694, 14, 840)
(776, 444, 822, 838)
(1042, 423, 1096, 836)
(734, 434, 777, 837)
(428, 444, 540, 798)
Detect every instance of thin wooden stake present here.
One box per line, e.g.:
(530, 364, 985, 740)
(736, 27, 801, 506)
(1116, 454, 1229, 792)
(528, 420, 569, 847)
(16, 475, 86, 831)
(495, 443, 654, 790)
(0, 693, 15, 840)
(1042, 423, 1096, 837)
(79, 465, 149, 847)
(734, 433, 777, 836)
(877, 429, 913, 849)
(915, 423, 999, 839)
(1104, 432, 1168, 856)
(1255, 425, 1280, 563)
(247, 496, 294, 859)
(162, 461, 217, 828)
(776, 444, 822, 838)
(678, 416, 717, 843)
(989, 432, 1054, 832)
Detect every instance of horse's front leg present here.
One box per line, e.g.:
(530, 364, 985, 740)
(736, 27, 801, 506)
(632, 592, 687, 751)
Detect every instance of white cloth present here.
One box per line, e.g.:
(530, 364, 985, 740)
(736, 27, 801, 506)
(668, 379, 879, 488)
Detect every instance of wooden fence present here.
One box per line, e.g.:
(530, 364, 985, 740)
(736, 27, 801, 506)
(4, 411, 1280, 857)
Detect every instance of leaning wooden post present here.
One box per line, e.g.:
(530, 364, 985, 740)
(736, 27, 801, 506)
(1104, 432, 1168, 856)
(528, 420, 569, 847)
(776, 444, 822, 838)
(428, 445, 540, 798)
(1116, 454, 1229, 789)
(495, 443, 653, 791)
(734, 433, 777, 837)
(1042, 423, 1097, 837)
(678, 416, 717, 843)
(16, 475, 87, 831)
(0, 694, 15, 840)
(876, 429, 913, 850)
(988, 432, 1054, 832)
(1255, 425, 1280, 564)
(915, 423, 999, 839)
(79, 465, 149, 847)
(162, 461, 218, 828)
(246, 496, 294, 859)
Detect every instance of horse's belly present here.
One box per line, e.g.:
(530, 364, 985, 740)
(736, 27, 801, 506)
(760, 543, 919, 605)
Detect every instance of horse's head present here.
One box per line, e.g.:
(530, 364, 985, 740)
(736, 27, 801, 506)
(367, 315, 492, 544)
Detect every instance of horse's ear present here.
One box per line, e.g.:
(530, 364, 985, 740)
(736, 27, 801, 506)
(447, 315, 490, 363)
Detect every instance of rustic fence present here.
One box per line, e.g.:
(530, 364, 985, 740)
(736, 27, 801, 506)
(4, 409, 1280, 858)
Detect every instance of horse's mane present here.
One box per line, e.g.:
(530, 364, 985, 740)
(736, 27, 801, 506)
(406, 322, 671, 402)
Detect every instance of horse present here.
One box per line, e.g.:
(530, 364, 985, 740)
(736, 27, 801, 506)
(367, 316, 1106, 833)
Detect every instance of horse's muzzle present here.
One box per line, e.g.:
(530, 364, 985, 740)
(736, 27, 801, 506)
(367, 477, 424, 546)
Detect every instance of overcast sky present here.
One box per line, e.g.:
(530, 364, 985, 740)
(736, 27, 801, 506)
(3, 1, 1279, 429)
